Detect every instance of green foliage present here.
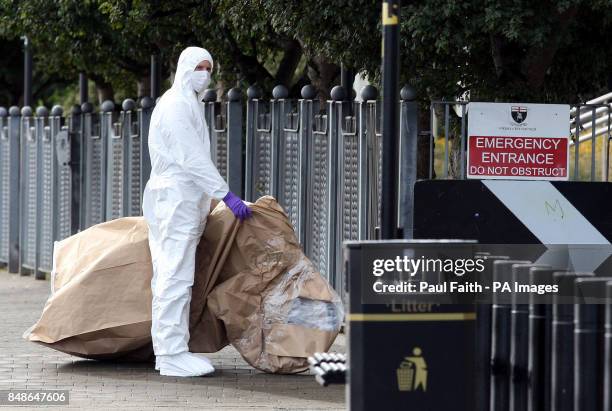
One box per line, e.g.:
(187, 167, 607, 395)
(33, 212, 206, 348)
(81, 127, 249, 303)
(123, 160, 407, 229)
(0, 0, 609, 106)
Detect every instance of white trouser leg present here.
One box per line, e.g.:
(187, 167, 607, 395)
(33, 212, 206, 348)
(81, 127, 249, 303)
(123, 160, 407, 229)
(143, 182, 214, 376)
(150, 236, 198, 355)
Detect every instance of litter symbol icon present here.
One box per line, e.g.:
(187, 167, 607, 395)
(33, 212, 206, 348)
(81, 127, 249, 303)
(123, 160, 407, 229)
(397, 347, 428, 392)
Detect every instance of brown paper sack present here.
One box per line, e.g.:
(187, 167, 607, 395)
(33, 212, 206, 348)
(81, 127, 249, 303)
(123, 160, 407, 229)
(24, 196, 344, 373)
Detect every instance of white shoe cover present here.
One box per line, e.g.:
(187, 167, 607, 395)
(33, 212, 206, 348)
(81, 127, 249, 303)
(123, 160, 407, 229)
(155, 353, 213, 371)
(156, 352, 215, 377)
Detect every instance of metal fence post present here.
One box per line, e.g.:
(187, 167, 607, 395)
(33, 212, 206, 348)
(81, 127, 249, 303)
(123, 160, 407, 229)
(399, 85, 418, 239)
(0, 107, 7, 268)
(8, 106, 21, 273)
(79, 103, 92, 230)
(68, 105, 82, 234)
(270, 85, 288, 199)
(244, 86, 262, 202)
(601, 106, 611, 181)
(34, 106, 47, 279)
(49, 106, 61, 245)
(101, 100, 115, 221)
(358, 86, 378, 240)
(328, 86, 344, 291)
(80, 102, 95, 228)
(122, 99, 138, 217)
(226, 88, 244, 197)
(298, 85, 316, 246)
(19, 106, 34, 276)
(37, 107, 54, 274)
(50, 105, 71, 242)
(139, 97, 154, 206)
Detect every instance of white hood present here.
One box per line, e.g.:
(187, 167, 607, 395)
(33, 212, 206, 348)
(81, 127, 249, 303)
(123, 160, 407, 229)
(171, 46, 214, 96)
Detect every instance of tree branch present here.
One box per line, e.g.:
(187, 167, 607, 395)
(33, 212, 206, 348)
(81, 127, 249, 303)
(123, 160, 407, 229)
(217, 23, 274, 84)
(275, 39, 302, 87)
(520, 6, 579, 88)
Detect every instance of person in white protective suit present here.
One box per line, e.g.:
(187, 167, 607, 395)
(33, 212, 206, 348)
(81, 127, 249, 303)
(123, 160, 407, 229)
(142, 46, 252, 377)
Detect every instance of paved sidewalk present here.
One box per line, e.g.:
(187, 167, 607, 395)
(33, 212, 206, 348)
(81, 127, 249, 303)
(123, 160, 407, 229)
(0, 269, 345, 410)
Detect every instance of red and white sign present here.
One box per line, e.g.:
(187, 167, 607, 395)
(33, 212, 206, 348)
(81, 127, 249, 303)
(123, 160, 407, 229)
(467, 102, 570, 180)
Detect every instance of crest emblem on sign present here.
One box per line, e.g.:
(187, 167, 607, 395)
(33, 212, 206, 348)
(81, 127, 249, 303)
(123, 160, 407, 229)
(511, 106, 528, 124)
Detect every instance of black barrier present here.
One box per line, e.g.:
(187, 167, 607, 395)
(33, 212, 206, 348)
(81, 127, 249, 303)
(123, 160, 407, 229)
(491, 260, 530, 411)
(412, 180, 612, 411)
(551, 272, 593, 411)
(342, 240, 612, 410)
(574, 277, 612, 411)
(527, 267, 555, 411)
(345, 240, 477, 411)
(510, 264, 550, 411)
(605, 281, 612, 411)
(476, 255, 509, 411)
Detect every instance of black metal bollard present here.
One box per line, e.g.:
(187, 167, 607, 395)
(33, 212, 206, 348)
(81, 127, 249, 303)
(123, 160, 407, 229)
(475, 255, 509, 411)
(527, 267, 556, 411)
(491, 260, 530, 411)
(510, 264, 550, 411)
(604, 281, 612, 411)
(551, 272, 593, 411)
(574, 277, 612, 411)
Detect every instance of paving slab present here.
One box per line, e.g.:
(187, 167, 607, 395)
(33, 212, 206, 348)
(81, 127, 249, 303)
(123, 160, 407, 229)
(0, 269, 345, 410)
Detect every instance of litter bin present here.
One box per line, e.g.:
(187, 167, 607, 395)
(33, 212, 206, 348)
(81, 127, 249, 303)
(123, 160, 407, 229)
(344, 239, 477, 411)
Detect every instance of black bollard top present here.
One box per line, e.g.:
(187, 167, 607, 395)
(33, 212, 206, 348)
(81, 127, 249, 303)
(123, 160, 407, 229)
(36, 106, 49, 117)
(400, 85, 417, 101)
(227, 88, 242, 102)
(575, 277, 612, 303)
(0, 107, 7, 117)
(51, 105, 63, 117)
(528, 267, 556, 305)
(71, 104, 82, 115)
(606, 281, 612, 327)
(81, 102, 94, 113)
(574, 277, 612, 327)
(21, 106, 33, 117)
(122, 98, 136, 111)
(330, 85, 345, 101)
(101, 100, 115, 112)
(9, 106, 20, 116)
(301, 85, 316, 100)
(140, 97, 154, 109)
(247, 85, 262, 100)
(272, 85, 289, 100)
(360, 85, 377, 101)
(553, 271, 594, 310)
(203, 89, 217, 102)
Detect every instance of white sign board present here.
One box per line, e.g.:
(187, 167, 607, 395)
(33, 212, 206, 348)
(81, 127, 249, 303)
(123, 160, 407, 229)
(467, 102, 570, 180)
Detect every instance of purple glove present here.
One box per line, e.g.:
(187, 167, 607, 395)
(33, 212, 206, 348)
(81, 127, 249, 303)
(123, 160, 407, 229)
(222, 191, 252, 221)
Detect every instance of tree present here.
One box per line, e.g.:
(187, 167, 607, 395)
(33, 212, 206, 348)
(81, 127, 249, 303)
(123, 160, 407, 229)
(0, 0, 610, 106)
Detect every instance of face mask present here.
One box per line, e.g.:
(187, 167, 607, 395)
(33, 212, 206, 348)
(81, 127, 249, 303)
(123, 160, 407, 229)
(191, 70, 211, 93)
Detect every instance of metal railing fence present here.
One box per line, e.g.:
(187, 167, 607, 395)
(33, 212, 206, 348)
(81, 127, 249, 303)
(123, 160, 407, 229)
(2, 85, 605, 291)
(0, 84, 417, 291)
(243, 84, 416, 290)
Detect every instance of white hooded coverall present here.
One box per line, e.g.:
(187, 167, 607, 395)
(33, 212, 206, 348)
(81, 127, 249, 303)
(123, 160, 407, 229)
(142, 47, 229, 374)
